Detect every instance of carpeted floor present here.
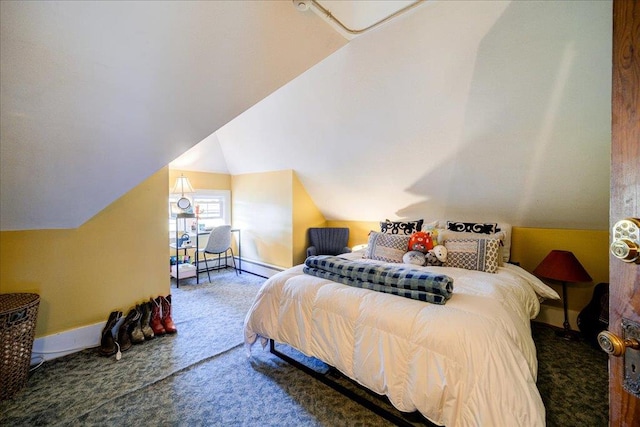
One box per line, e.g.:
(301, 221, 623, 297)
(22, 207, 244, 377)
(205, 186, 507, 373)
(0, 269, 608, 426)
(532, 321, 609, 426)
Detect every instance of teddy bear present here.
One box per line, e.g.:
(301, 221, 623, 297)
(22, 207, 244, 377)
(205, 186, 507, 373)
(425, 245, 447, 266)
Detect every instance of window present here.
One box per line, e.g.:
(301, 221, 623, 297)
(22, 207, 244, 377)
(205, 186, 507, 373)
(169, 190, 231, 234)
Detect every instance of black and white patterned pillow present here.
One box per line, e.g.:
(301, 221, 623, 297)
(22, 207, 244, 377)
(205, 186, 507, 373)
(380, 219, 424, 235)
(443, 238, 501, 273)
(365, 231, 411, 263)
(446, 221, 498, 235)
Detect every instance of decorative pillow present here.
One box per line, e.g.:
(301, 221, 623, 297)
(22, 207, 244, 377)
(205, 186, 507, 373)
(443, 238, 501, 273)
(380, 219, 424, 235)
(437, 230, 506, 245)
(437, 221, 512, 264)
(365, 231, 411, 263)
(446, 221, 498, 234)
(402, 251, 425, 266)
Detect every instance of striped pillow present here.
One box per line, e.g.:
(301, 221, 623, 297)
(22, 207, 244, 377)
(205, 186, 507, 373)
(443, 238, 501, 273)
(365, 231, 411, 263)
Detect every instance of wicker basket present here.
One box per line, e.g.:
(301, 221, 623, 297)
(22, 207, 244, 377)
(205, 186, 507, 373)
(0, 293, 40, 401)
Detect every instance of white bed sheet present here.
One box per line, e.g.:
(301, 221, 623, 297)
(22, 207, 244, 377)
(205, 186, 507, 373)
(244, 255, 554, 426)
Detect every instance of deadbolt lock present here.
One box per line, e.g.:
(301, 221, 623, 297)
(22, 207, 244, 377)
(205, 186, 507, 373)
(610, 218, 640, 263)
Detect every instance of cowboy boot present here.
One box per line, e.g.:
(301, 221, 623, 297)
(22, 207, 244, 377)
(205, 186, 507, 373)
(160, 295, 177, 334)
(118, 308, 139, 352)
(130, 306, 145, 344)
(150, 297, 166, 336)
(99, 311, 122, 356)
(140, 301, 155, 340)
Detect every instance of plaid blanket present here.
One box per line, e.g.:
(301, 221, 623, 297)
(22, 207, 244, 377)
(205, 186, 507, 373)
(303, 255, 453, 305)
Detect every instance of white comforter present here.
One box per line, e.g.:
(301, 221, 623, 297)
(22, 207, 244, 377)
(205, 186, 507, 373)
(244, 256, 555, 426)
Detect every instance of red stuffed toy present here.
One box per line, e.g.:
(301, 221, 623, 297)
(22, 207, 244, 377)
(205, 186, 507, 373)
(408, 231, 434, 253)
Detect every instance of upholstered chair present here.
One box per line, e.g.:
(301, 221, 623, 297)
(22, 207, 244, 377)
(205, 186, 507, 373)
(306, 227, 352, 258)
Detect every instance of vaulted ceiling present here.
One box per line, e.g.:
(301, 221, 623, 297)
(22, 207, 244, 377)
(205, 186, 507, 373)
(0, 0, 346, 230)
(1, 1, 612, 231)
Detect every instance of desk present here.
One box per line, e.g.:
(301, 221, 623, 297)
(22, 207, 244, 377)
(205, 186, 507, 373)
(171, 224, 242, 288)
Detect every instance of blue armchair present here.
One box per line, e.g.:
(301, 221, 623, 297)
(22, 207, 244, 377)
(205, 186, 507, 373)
(306, 227, 352, 258)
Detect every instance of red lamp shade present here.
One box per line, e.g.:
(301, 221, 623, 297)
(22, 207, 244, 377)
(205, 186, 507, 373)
(533, 250, 593, 283)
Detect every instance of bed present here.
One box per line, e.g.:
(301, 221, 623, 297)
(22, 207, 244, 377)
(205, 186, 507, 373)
(243, 221, 559, 426)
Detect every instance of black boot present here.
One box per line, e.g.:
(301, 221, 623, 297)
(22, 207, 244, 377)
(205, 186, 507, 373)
(99, 311, 122, 356)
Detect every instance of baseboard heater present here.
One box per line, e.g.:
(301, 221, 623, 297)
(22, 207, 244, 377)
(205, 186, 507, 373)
(268, 339, 437, 427)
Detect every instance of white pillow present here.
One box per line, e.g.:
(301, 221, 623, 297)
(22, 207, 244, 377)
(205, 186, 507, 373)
(501, 263, 560, 300)
(402, 250, 426, 266)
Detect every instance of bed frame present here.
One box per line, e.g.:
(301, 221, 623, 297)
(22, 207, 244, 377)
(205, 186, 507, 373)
(269, 339, 437, 426)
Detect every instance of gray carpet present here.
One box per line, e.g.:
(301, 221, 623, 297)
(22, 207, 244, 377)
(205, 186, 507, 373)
(0, 270, 608, 426)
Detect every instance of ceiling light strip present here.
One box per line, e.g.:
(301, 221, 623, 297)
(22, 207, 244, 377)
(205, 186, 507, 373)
(300, 0, 426, 35)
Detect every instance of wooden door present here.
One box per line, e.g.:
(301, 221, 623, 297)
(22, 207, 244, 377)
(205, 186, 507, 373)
(610, 0, 640, 425)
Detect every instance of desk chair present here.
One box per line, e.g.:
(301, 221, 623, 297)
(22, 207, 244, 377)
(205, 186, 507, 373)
(198, 225, 238, 282)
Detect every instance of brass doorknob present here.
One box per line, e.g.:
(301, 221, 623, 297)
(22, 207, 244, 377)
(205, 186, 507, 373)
(597, 330, 640, 356)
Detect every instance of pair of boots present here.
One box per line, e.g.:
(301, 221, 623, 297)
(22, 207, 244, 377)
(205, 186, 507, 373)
(149, 295, 177, 336)
(99, 306, 147, 356)
(99, 295, 176, 357)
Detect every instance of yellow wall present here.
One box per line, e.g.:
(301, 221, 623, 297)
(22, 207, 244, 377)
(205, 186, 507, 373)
(228, 169, 324, 268)
(232, 170, 294, 268)
(510, 227, 609, 315)
(292, 173, 326, 266)
(0, 168, 170, 337)
(327, 220, 379, 248)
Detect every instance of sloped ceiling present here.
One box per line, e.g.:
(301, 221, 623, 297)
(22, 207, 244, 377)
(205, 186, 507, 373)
(2, 0, 613, 232)
(213, 0, 612, 230)
(0, 0, 347, 230)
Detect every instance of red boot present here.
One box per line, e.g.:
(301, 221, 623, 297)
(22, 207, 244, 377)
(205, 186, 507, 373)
(160, 295, 177, 334)
(150, 297, 166, 336)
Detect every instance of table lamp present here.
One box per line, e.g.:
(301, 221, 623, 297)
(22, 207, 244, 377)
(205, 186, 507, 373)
(533, 250, 592, 339)
(171, 174, 195, 211)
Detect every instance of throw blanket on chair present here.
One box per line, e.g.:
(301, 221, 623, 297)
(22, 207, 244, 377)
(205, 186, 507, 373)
(303, 255, 454, 304)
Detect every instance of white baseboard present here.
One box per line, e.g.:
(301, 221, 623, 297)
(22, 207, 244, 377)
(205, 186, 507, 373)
(31, 322, 104, 365)
(30, 257, 281, 365)
(237, 258, 283, 278)
(536, 304, 580, 330)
